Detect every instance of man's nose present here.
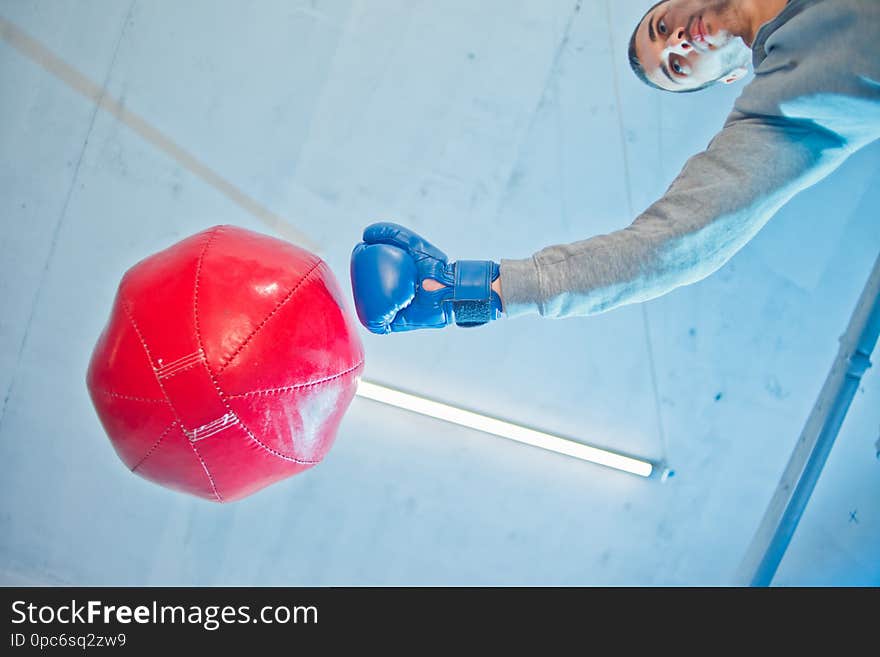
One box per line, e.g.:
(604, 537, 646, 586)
(666, 26, 693, 54)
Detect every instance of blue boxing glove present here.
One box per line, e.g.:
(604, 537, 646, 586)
(350, 222, 502, 334)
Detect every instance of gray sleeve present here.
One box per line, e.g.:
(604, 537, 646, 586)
(499, 115, 852, 319)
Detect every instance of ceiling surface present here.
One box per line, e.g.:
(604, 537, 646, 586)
(1, 0, 878, 586)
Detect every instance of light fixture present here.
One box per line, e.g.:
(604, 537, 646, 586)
(355, 379, 665, 479)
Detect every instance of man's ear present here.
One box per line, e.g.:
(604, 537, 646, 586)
(721, 66, 749, 84)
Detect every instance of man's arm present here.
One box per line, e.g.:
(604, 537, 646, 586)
(498, 114, 855, 319)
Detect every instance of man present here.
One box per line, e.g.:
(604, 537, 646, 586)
(350, 0, 880, 334)
(629, 0, 771, 93)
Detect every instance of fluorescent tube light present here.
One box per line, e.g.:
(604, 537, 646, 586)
(355, 379, 658, 478)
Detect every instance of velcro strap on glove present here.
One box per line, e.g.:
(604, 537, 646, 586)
(452, 260, 501, 327)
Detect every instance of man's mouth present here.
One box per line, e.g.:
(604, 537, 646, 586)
(689, 16, 710, 50)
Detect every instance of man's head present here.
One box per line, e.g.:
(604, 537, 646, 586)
(629, 0, 752, 93)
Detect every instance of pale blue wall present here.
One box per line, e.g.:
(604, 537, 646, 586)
(1, 0, 877, 586)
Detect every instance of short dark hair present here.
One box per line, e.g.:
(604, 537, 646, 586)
(627, 0, 717, 94)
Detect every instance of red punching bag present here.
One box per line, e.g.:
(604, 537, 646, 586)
(86, 225, 364, 502)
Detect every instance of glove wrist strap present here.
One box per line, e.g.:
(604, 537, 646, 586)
(452, 260, 501, 327)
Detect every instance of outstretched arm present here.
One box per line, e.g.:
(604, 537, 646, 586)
(498, 114, 855, 319)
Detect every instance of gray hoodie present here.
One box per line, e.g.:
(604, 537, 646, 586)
(499, 0, 880, 318)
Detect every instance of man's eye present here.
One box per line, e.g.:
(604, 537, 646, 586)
(672, 59, 683, 74)
(658, 18, 667, 35)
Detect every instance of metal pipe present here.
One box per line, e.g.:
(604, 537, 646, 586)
(734, 252, 880, 587)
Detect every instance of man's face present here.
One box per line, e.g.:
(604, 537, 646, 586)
(634, 0, 751, 92)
